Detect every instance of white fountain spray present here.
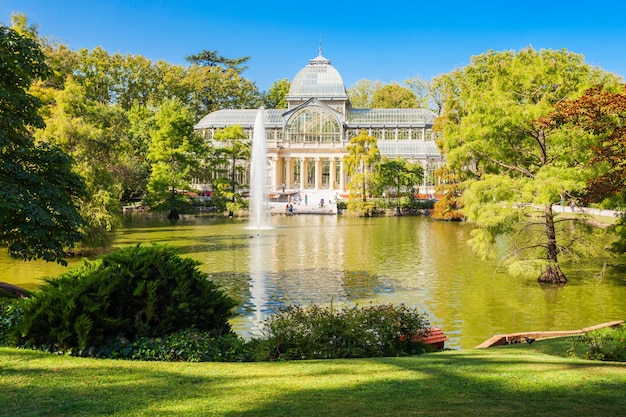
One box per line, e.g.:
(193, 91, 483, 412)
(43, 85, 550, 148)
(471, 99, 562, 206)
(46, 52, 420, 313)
(247, 108, 270, 334)
(248, 108, 270, 229)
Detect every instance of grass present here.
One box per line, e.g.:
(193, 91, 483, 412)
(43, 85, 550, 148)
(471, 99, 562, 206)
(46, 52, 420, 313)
(1, 344, 625, 417)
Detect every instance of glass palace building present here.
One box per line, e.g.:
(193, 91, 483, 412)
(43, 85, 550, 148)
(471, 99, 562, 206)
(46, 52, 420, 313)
(194, 51, 443, 194)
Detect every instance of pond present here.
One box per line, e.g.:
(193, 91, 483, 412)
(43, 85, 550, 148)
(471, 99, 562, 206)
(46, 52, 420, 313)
(2, 214, 625, 349)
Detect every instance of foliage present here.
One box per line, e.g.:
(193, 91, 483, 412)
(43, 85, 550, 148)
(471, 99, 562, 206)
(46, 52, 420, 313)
(261, 78, 290, 109)
(0, 301, 21, 346)
(256, 303, 431, 360)
(208, 125, 251, 214)
(186, 64, 261, 115)
(435, 47, 622, 283)
(91, 330, 254, 362)
(539, 85, 626, 204)
(346, 79, 383, 108)
(144, 98, 207, 214)
(344, 130, 380, 203)
(377, 157, 423, 201)
(13, 245, 237, 353)
(35, 77, 125, 249)
(539, 85, 626, 252)
(370, 83, 417, 108)
(432, 167, 466, 221)
(568, 325, 626, 362)
(185, 49, 251, 73)
(348, 78, 439, 111)
(346, 200, 380, 217)
(1, 25, 85, 264)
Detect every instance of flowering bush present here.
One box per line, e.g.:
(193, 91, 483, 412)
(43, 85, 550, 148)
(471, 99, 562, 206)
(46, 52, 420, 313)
(256, 303, 431, 360)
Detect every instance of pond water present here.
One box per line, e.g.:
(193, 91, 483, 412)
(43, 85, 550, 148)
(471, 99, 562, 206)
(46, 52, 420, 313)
(2, 214, 625, 349)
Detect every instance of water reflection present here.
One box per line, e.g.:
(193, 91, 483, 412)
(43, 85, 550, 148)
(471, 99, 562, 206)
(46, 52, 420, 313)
(2, 214, 625, 349)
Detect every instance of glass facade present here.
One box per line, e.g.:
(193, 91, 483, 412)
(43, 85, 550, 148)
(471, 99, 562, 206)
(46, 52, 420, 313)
(286, 106, 341, 143)
(193, 50, 444, 192)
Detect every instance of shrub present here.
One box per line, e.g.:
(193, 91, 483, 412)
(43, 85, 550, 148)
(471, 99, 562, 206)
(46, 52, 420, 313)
(256, 303, 431, 360)
(90, 330, 255, 362)
(0, 301, 22, 346)
(14, 244, 237, 353)
(569, 324, 626, 362)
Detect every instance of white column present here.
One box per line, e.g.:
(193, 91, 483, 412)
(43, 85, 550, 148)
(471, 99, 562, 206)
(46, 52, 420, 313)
(300, 157, 306, 190)
(272, 156, 279, 192)
(314, 157, 321, 190)
(284, 157, 291, 190)
(329, 157, 336, 190)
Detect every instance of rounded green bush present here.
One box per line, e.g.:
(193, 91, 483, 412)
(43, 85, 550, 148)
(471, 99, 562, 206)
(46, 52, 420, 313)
(257, 303, 432, 360)
(14, 244, 236, 353)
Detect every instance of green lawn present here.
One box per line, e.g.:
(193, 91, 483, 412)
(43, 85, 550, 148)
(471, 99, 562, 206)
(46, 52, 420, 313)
(1, 344, 624, 417)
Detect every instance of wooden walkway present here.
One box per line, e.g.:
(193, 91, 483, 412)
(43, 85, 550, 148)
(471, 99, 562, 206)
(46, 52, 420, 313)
(475, 320, 624, 348)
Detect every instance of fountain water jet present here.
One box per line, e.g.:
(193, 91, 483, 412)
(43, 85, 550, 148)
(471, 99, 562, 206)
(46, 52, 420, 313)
(248, 108, 270, 229)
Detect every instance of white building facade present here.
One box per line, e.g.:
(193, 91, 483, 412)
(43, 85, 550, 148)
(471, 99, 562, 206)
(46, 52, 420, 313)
(194, 51, 443, 195)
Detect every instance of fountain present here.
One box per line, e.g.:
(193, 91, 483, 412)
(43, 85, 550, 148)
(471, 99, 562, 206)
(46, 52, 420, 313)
(248, 108, 270, 229)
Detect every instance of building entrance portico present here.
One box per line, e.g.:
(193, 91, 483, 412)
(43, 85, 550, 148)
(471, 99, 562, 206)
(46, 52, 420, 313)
(273, 154, 346, 193)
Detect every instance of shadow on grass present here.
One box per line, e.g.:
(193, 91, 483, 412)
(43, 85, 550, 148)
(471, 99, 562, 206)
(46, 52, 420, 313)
(1, 348, 624, 417)
(220, 350, 626, 417)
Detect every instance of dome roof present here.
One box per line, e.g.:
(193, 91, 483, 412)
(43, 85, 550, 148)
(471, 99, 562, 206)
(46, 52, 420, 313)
(286, 51, 348, 100)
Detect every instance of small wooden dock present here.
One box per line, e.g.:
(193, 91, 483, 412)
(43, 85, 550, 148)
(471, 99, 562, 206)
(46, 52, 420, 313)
(475, 320, 624, 348)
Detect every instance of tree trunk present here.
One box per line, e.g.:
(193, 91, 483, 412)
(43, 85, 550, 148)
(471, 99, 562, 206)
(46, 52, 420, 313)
(538, 205, 567, 284)
(538, 262, 567, 284)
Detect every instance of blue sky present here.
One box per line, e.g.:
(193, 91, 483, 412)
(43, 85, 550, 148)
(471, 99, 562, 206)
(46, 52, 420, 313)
(3, 0, 626, 91)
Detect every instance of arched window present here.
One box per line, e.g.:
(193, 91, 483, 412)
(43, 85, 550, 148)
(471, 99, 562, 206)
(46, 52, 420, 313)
(286, 107, 341, 143)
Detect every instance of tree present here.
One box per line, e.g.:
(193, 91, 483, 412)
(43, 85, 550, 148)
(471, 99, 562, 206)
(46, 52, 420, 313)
(262, 78, 290, 109)
(145, 98, 207, 216)
(541, 85, 626, 204)
(370, 83, 417, 108)
(436, 47, 622, 284)
(210, 125, 251, 215)
(378, 158, 423, 200)
(344, 130, 381, 203)
(185, 49, 251, 73)
(347, 79, 383, 108)
(35, 78, 127, 248)
(403, 75, 432, 109)
(539, 84, 626, 251)
(0, 25, 85, 264)
(9, 12, 39, 39)
(190, 65, 261, 115)
(431, 167, 465, 221)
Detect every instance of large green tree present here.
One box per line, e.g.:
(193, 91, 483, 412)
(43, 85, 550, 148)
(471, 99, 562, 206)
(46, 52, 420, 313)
(370, 83, 417, 109)
(378, 158, 423, 199)
(145, 98, 207, 216)
(0, 25, 85, 264)
(35, 78, 127, 248)
(436, 47, 622, 284)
